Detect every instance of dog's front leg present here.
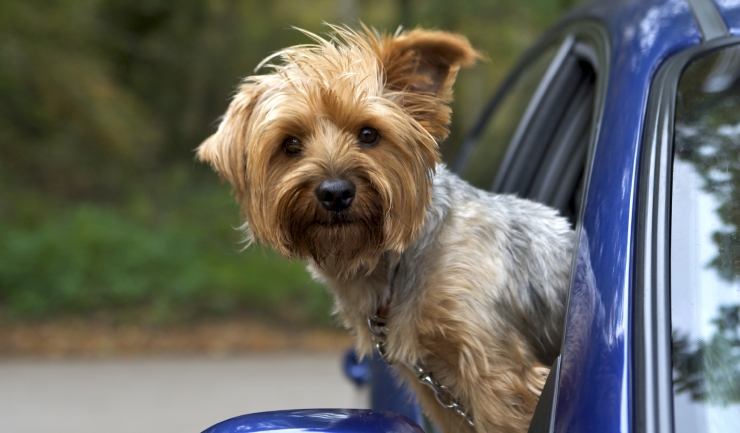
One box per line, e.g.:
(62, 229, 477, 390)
(398, 310, 549, 433)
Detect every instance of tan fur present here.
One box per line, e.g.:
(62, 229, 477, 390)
(197, 25, 568, 433)
(198, 26, 474, 272)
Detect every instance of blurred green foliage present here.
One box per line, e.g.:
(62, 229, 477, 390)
(0, 183, 332, 326)
(0, 0, 584, 326)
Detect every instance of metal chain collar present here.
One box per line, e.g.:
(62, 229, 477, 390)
(367, 314, 475, 428)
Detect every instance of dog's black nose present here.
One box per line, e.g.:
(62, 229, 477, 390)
(315, 178, 356, 212)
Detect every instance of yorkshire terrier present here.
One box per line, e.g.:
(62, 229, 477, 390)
(197, 25, 573, 433)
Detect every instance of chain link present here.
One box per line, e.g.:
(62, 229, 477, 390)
(367, 315, 475, 428)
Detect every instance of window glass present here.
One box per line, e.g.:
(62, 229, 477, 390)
(671, 45, 740, 433)
(459, 43, 560, 190)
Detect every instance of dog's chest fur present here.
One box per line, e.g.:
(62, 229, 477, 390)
(309, 165, 573, 432)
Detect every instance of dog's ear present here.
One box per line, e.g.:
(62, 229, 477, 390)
(196, 83, 262, 191)
(374, 29, 481, 140)
(380, 29, 480, 96)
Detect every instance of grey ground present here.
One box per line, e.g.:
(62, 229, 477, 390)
(0, 352, 368, 433)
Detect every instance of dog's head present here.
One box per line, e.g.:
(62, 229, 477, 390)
(198, 26, 478, 273)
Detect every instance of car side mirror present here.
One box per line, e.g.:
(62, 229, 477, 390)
(202, 409, 424, 433)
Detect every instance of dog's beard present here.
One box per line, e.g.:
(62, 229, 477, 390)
(292, 217, 384, 265)
(280, 185, 385, 267)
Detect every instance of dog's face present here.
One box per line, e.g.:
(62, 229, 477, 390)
(198, 26, 478, 273)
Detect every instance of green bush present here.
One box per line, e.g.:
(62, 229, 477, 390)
(0, 183, 332, 326)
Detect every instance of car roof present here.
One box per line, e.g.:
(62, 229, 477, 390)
(715, 0, 740, 36)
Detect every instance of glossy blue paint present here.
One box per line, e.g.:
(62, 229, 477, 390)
(368, 355, 425, 427)
(554, 1, 701, 432)
(202, 409, 424, 433)
(714, 0, 740, 36)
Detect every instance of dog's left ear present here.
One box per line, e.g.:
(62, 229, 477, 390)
(375, 29, 481, 141)
(196, 83, 263, 192)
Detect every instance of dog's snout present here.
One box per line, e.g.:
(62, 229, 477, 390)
(315, 178, 356, 212)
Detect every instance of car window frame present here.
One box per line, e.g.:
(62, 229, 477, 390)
(527, 21, 611, 433)
(452, 35, 568, 175)
(634, 35, 740, 433)
(452, 19, 611, 433)
(490, 34, 576, 194)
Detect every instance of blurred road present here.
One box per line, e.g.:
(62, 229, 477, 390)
(0, 352, 368, 433)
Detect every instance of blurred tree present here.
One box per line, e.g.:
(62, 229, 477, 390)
(673, 305, 740, 404)
(0, 0, 342, 203)
(0, 0, 586, 202)
(0, 0, 161, 201)
(675, 48, 740, 282)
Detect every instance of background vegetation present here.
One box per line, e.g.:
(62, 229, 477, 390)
(0, 0, 584, 328)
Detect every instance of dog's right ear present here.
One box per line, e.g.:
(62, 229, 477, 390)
(196, 83, 262, 190)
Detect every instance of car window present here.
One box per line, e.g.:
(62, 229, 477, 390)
(524, 54, 593, 224)
(456, 36, 595, 226)
(456, 40, 561, 190)
(670, 45, 740, 433)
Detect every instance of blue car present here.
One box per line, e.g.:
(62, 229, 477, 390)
(204, 0, 740, 431)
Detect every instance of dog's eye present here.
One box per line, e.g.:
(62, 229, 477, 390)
(357, 127, 380, 147)
(283, 137, 302, 155)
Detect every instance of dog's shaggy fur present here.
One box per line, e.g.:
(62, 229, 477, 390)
(197, 26, 574, 433)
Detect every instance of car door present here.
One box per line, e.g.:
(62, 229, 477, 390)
(453, 20, 610, 433)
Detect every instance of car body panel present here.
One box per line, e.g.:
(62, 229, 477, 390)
(553, 1, 700, 432)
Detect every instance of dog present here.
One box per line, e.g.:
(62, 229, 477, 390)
(197, 25, 574, 433)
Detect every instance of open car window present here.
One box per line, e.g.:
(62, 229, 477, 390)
(455, 35, 596, 226)
(455, 39, 563, 190)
